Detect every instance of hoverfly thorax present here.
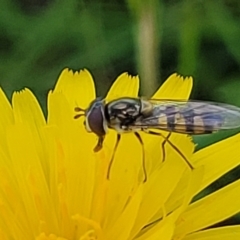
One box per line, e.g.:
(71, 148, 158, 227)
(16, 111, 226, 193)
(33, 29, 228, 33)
(105, 97, 142, 132)
(85, 98, 108, 137)
(105, 97, 154, 132)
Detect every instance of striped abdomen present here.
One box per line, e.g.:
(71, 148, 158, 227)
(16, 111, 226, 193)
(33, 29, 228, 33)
(149, 105, 224, 134)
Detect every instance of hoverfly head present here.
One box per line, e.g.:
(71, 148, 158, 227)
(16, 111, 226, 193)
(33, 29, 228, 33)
(75, 98, 108, 138)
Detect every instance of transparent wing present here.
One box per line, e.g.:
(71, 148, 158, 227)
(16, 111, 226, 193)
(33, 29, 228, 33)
(133, 99, 240, 134)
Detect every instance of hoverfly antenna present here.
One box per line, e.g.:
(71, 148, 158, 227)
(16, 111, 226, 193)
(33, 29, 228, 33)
(74, 106, 85, 119)
(74, 113, 85, 119)
(74, 106, 85, 112)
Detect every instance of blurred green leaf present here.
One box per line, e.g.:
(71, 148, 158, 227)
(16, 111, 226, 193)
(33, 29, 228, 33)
(214, 77, 240, 107)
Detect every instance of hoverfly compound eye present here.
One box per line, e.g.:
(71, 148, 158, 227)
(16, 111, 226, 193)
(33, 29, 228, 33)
(85, 99, 107, 137)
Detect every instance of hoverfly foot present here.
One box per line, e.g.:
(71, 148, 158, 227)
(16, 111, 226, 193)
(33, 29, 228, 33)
(93, 144, 102, 152)
(143, 176, 147, 183)
(94, 136, 105, 152)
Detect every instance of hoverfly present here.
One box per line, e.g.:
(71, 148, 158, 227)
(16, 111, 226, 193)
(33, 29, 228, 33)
(74, 97, 240, 182)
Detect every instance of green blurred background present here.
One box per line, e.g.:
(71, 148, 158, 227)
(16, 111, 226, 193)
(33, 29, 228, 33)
(1, 0, 240, 225)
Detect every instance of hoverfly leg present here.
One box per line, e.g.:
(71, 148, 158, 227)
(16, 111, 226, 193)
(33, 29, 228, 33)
(134, 132, 147, 183)
(94, 136, 105, 152)
(107, 133, 121, 180)
(161, 132, 171, 163)
(143, 130, 194, 170)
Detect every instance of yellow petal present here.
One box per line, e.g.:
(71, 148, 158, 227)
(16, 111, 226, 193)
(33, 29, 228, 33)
(175, 179, 240, 237)
(152, 73, 193, 100)
(106, 73, 139, 101)
(12, 89, 47, 175)
(183, 226, 240, 240)
(136, 216, 175, 240)
(105, 186, 143, 240)
(176, 167, 204, 212)
(102, 133, 142, 227)
(47, 92, 97, 221)
(54, 68, 96, 109)
(12, 88, 46, 127)
(129, 155, 186, 239)
(159, 167, 204, 240)
(47, 91, 74, 126)
(145, 223, 174, 240)
(6, 124, 58, 236)
(0, 88, 13, 150)
(135, 205, 186, 240)
(193, 133, 240, 193)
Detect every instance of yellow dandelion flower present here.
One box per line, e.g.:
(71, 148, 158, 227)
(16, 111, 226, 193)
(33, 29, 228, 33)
(0, 69, 240, 240)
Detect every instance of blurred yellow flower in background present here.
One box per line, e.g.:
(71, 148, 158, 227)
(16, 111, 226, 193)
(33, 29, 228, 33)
(0, 69, 239, 240)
